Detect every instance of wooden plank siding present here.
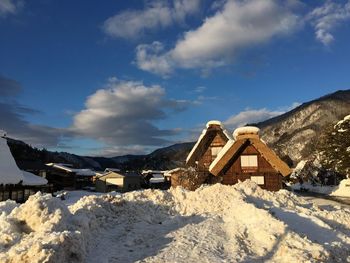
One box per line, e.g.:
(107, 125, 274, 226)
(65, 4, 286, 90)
(197, 132, 228, 172)
(220, 144, 283, 191)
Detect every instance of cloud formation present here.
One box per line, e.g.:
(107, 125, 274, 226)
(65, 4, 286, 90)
(307, 0, 350, 46)
(72, 78, 188, 147)
(0, 0, 23, 17)
(135, 0, 300, 76)
(224, 108, 284, 129)
(0, 76, 70, 148)
(103, 0, 201, 39)
(0, 75, 21, 96)
(224, 102, 300, 129)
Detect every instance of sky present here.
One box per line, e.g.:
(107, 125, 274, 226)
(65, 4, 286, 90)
(0, 0, 350, 157)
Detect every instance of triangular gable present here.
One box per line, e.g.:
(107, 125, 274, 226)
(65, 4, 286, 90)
(250, 139, 292, 177)
(186, 128, 231, 167)
(209, 139, 247, 176)
(210, 138, 291, 177)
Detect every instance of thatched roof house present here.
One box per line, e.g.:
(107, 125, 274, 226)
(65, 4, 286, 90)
(186, 120, 232, 172)
(209, 126, 291, 191)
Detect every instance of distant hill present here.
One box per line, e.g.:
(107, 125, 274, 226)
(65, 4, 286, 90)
(7, 137, 194, 171)
(6, 89, 350, 174)
(254, 89, 350, 164)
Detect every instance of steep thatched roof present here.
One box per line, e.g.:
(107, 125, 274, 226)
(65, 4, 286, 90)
(186, 121, 231, 167)
(209, 127, 291, 177)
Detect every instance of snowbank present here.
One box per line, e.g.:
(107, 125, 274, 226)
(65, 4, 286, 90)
(0, 181, 349, 262)
(331, 179, 350, 197)
(291, 179, 350, 198)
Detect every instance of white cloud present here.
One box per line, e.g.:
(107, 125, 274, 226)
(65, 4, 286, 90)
(0, 0, 22, 17)
(224, 108, 284, 129)
(72, 78, 188, 147)
(307, 0, 350, 46)
(135, 42, 173, 76)
(224, 102, 300, 129)
(136, 0, 300, 76)
(103, 0, 201, 39)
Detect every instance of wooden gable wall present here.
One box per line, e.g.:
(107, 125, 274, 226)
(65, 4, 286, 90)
(220, 143, 283, 191)
(197, 132, 227, 172)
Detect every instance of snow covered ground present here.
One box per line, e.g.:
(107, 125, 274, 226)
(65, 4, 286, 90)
(291, 179, 350, 198)
(1, 181, 350, 263)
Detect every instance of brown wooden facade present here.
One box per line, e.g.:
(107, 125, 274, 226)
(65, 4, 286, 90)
(186, 123, 230, 174)
(210, 130, 292, 191)
(219, 143, 283, 191)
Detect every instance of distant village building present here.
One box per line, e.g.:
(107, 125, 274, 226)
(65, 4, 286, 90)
(45, 163, 96, 190)
(209, 127, 292, 191)
(0, 133, 50, 202)
(95, 171, 141, 193)
(141, 170, 170, 189)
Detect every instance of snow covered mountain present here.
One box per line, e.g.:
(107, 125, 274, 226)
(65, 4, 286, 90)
(255, 90, 350, 164)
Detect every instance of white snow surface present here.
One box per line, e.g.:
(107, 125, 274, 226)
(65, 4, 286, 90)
(22, 170, 48, 186)
(233, 126, 260, 140)
(0, 137, 25, 185)
(46, 163, 96, 176)
(1, 181, 350, 263)
(291, 179, 350, 198)
(0, 137, 48, 186)
(206, 120, 222, 128)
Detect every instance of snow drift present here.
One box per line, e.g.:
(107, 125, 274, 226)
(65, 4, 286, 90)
(1, 181, 350, 262)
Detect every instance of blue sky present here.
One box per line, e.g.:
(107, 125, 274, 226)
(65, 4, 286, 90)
(0, 0, 350, 156)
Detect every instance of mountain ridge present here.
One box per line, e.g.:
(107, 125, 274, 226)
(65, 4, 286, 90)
(6, 89, 350, 172)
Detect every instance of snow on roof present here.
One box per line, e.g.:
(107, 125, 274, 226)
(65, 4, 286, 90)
(209, 139, 235, 172)
(186, 120, 232, 164)
(22, 170, 48, 186)
(206, 120, 222, 128)
(164, 167, 186, 176)
(233, 126, 260, 140)
(141, 170, 164, 175)
(46, 163, 96, 176)
(149, 177, 165, 184)
(105, 168, 121, 172)
(0, 137, 24, 185)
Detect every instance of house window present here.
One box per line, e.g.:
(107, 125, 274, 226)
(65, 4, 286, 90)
(250, 176, 265, 185)
(211, 146, 222, 158)
(241, 155, 258, 173)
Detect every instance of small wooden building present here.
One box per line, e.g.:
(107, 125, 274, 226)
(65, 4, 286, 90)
(209, 126, 291, 191)
(186, 120, 231, 174)
(95, 171, 141, 193)
(45, 163, 96, 190)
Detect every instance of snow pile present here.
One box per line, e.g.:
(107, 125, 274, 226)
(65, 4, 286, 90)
(331, 179, 350, 197)
(291, 179, 350, 198)
(1, 181, 350, 262)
